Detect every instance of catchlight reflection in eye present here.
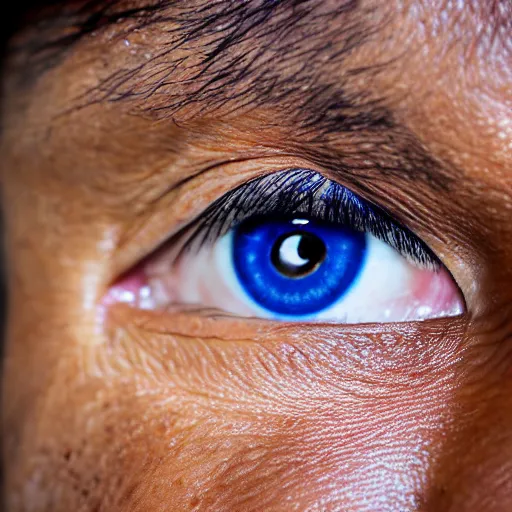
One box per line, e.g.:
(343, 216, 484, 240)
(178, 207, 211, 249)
(106, 170, 464, 323)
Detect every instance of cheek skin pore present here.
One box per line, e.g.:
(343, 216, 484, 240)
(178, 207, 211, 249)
(98, 312, 468, 512)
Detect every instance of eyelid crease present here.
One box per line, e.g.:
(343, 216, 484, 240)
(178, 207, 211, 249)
(178, 168, 441, 270)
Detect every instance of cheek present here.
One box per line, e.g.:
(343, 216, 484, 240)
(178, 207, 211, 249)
(24, 316, 467, 512)
(428, 363, 512, 511)
(6, 298, 477, 512)
(99, 397, 444, 511)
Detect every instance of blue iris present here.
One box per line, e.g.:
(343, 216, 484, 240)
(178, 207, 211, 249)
(232, 218, 367, 316)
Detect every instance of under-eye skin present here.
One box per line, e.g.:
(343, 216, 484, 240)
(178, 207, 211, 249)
(105, 169, 464, 323)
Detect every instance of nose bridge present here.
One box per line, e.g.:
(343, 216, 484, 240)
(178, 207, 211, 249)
(0, 161, 115, 446)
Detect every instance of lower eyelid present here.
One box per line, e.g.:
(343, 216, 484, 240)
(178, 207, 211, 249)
(102, 303, 467, 351)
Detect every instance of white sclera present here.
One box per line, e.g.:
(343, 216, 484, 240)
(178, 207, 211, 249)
(152, 229, 463, 323)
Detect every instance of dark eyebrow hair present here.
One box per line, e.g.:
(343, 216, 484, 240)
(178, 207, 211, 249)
(7, 0, 457, 191)
(12, 1, 393, 131)
(81, 1, 384, 126)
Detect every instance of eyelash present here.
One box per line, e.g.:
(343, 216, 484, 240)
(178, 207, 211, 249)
(180, 168, 440, 270)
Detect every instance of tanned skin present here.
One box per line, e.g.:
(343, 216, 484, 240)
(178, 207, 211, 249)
(1, 1, 511, 510)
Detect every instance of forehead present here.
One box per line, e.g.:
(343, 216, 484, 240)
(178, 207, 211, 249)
(2, 0, 511, 187)
(6, 1, 510, 147)
(9, 0, 511, 93)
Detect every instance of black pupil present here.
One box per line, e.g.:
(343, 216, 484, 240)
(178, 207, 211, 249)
(271, 231, 327, 278)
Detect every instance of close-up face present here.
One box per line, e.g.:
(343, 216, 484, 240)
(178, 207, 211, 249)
(0, 0, 511, 510)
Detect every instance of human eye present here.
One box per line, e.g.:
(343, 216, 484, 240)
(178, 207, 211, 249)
(107, 169, 463, 323)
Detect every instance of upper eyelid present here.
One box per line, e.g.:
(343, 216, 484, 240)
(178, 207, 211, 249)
(107, 158, 447, 288)
(175, 168, 440, 270)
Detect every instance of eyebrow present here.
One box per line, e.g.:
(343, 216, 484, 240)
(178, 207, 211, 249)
(13, 2, 394, 133)
(81, 1, 387, 125)
(10, 0, 457, 190)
